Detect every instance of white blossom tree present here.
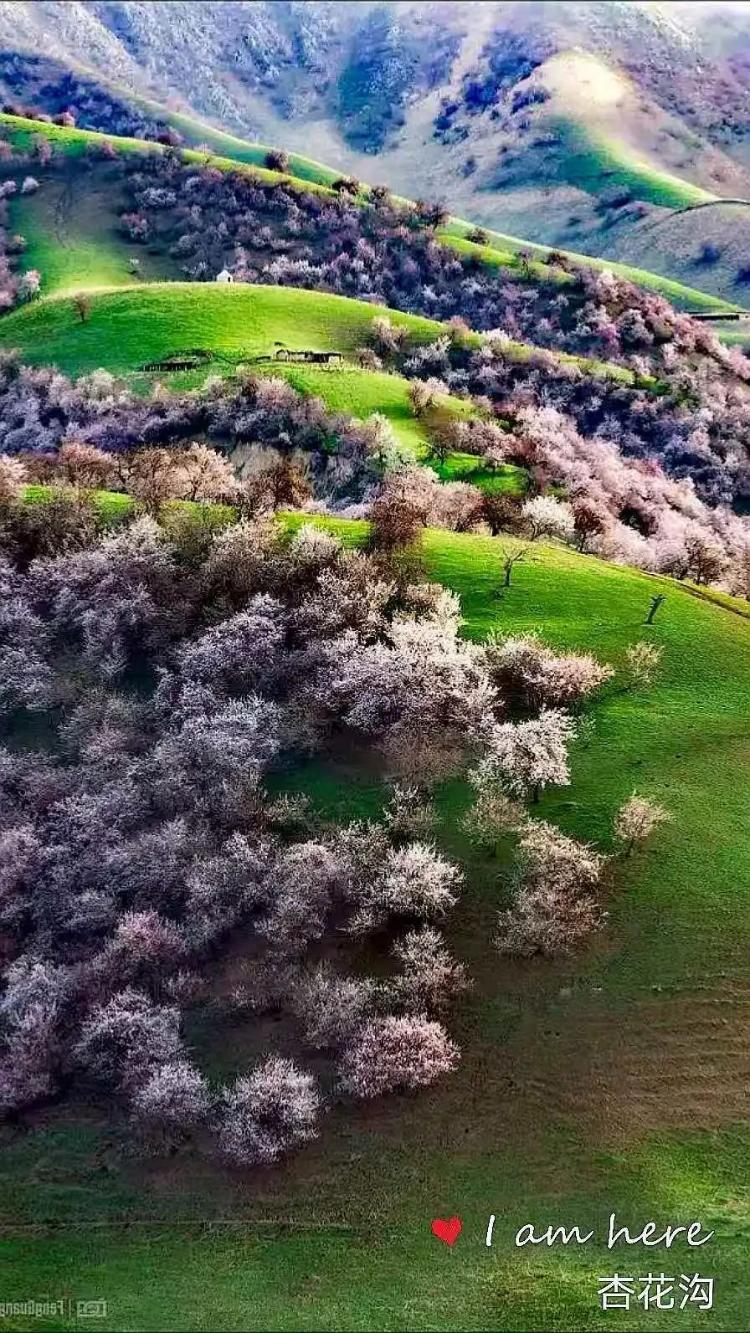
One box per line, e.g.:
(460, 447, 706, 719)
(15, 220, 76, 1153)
(472, 710, 577, 803)
(349, 841, 462, 933)
(522, 495, 575, 543)
(131, 1060, 211, 1150)
(290, 964, 375, 1048)
(614, 794, 670, 854)
(339, 1015, 459, 1098)
(485, 633, 613, 708)
(217, 1056, 321, 1165)
(75, 989, 184, 1093)
(388, 927, 469, 1013)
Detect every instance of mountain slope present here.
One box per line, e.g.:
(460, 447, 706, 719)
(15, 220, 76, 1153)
(3, 110, 744, 323)
(4, 512, 750, 1331)
(2, 1, 750, 302)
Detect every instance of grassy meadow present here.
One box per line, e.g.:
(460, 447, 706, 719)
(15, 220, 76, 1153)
(0, 282, 643, 389)
(2, 515, 750, 1329)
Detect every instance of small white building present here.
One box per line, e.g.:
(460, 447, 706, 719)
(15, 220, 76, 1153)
(215, 268, 234, 284)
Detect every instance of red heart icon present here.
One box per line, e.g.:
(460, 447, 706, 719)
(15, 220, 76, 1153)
(431, 1216, 462, 1246)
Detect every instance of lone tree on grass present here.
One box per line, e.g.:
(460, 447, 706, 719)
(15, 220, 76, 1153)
(614, 794, 670, 855)
(265, 149, 290, 173)
(73, 293, 92, 324)
(496, 542, 530, 589)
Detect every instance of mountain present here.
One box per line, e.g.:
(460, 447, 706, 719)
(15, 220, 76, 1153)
(1, 1, 750, 302)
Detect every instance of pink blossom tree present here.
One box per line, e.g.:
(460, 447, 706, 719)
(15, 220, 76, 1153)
(339, 1015, 459, 1097)
(131, 1060, 211, 1150)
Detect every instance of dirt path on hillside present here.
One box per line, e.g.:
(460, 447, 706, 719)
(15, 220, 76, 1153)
(51, 173, 75, 249)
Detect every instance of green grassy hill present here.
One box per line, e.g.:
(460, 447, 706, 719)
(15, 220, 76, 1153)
(2, 111, 742, 324)
(0, 279, 623, 481)
(4, 514, 750, 1330)
(0, 279, 529, 475)
(0, 283, 441, 376)
(0, 282, 641, 389)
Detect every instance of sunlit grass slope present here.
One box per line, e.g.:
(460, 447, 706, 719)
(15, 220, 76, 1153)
(3, 517, 750, 1329)
(0, 283, 442, 377)
(0, 283, 642, 388)
(550, 118, 714, 210)
(0, 112, 335, 199)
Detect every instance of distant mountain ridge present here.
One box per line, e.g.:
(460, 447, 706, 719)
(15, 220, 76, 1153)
(2, 1, 750, 301)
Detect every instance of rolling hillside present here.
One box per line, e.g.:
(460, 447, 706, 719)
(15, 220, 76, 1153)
(3, 513, 750, 1330)
(2, 16, 750, 1328)
(0, 281, 647, 391)
(2, 0, 750, 304)
(2, 110, 745, 326)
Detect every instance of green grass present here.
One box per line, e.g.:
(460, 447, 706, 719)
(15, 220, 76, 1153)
(48, 70, 344, 187)
(0, 282, 643, 390)
(131, 103, 342, 188)
(250, 363, 474, 458)
(549, 119, 714, 211)
(8, 167, 181, 296)
(0, 113, 336, 201)
(430, 452, 528, 494)
(4, 515, 750, 1329)
(11, 189, 128, 295)
(0, 284, 442, 378)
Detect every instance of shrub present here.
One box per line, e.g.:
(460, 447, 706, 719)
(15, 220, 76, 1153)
(495, 881, 604, 957)
(485, 633, 613, 708)
(461, 788, 524, 852)
(369, 488, 424, 554)
(349, 841, 461, 933)
(514, 819, 606, 896)
(614, 794, 670, 854)
(339, 1015, 459, 1097)
(0, 456, 27, 502)
(496, 820, 607, 957)
(259, 841, 341, 951)
(472, 710, 577, 802)
(75, 989, 184, 1092)
(131, 1060, 211, 1149)
(57, 442, 117, 490)
(624, 641, 662, 689)
(264, 149, 290, 172)
(388, 928, 469, 1013)
(290, 965, 374, 1048)
(522, 495, 575, 543)
(382, 782, 436, 841)
(217, 1057, 321, 1164)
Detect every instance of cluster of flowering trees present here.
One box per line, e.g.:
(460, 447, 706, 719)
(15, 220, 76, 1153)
(0, 449, 671, 1161)
(0, 359, 389, 505)
(0, 515, 501, 1161)
(114, 150, 723, 372)
(3, 135, 750, 585)
(107, 150, 750, 504)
